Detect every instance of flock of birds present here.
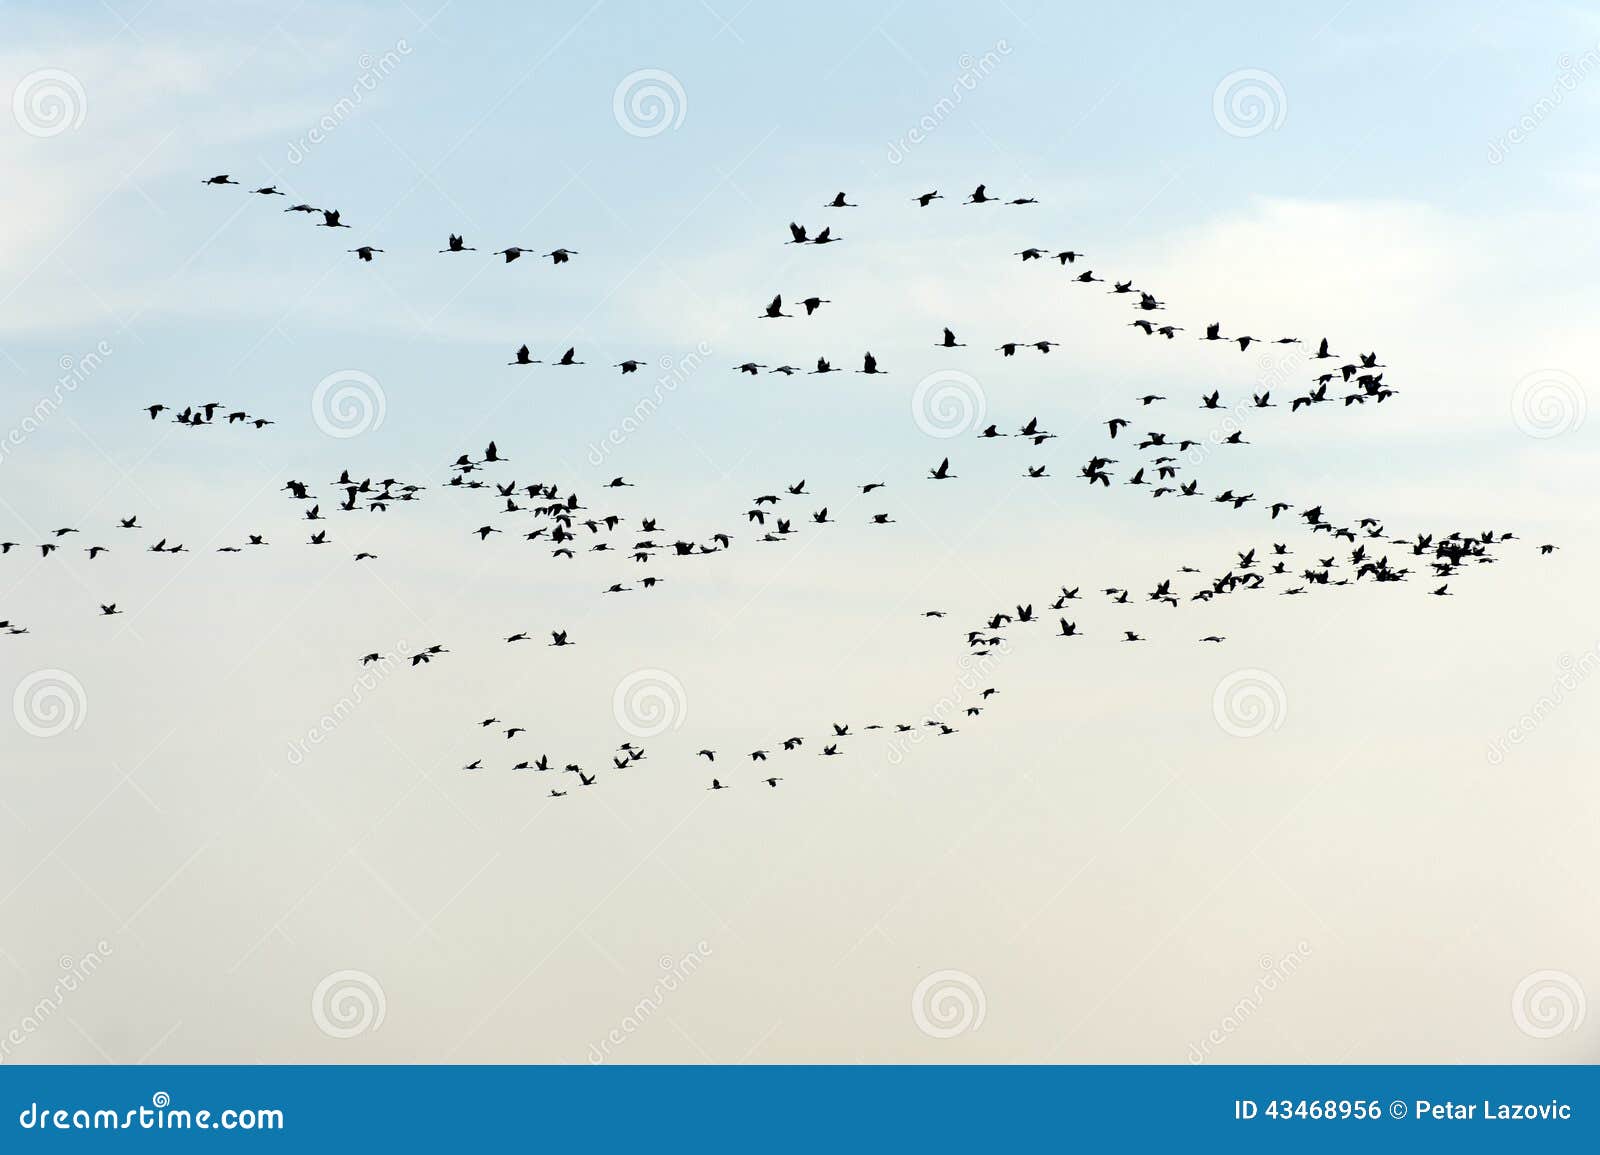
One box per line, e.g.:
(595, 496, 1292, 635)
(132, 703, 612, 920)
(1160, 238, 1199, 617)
(0, 176, 1557, 793)
(145, 401, 275, 428)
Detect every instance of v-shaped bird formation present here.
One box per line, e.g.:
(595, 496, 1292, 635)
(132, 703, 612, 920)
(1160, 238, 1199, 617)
(0, 176, 1557, 795)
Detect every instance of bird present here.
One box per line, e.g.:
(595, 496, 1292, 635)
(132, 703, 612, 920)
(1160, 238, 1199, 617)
(440, 234, 475, 252)
(347, 246, 383, 261)
(965, 184, 997, 204)
(825, 191, 856, 207)
(914, 191, 943, 207)
(928, 457, 955, 480)
(494, 246, 533, 263)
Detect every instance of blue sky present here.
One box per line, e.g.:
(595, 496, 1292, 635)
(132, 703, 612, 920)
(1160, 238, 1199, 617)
(5, 0, 1600, 501)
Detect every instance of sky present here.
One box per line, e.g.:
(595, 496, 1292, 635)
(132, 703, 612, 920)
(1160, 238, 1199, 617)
(0, 0, 1596, 1063)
